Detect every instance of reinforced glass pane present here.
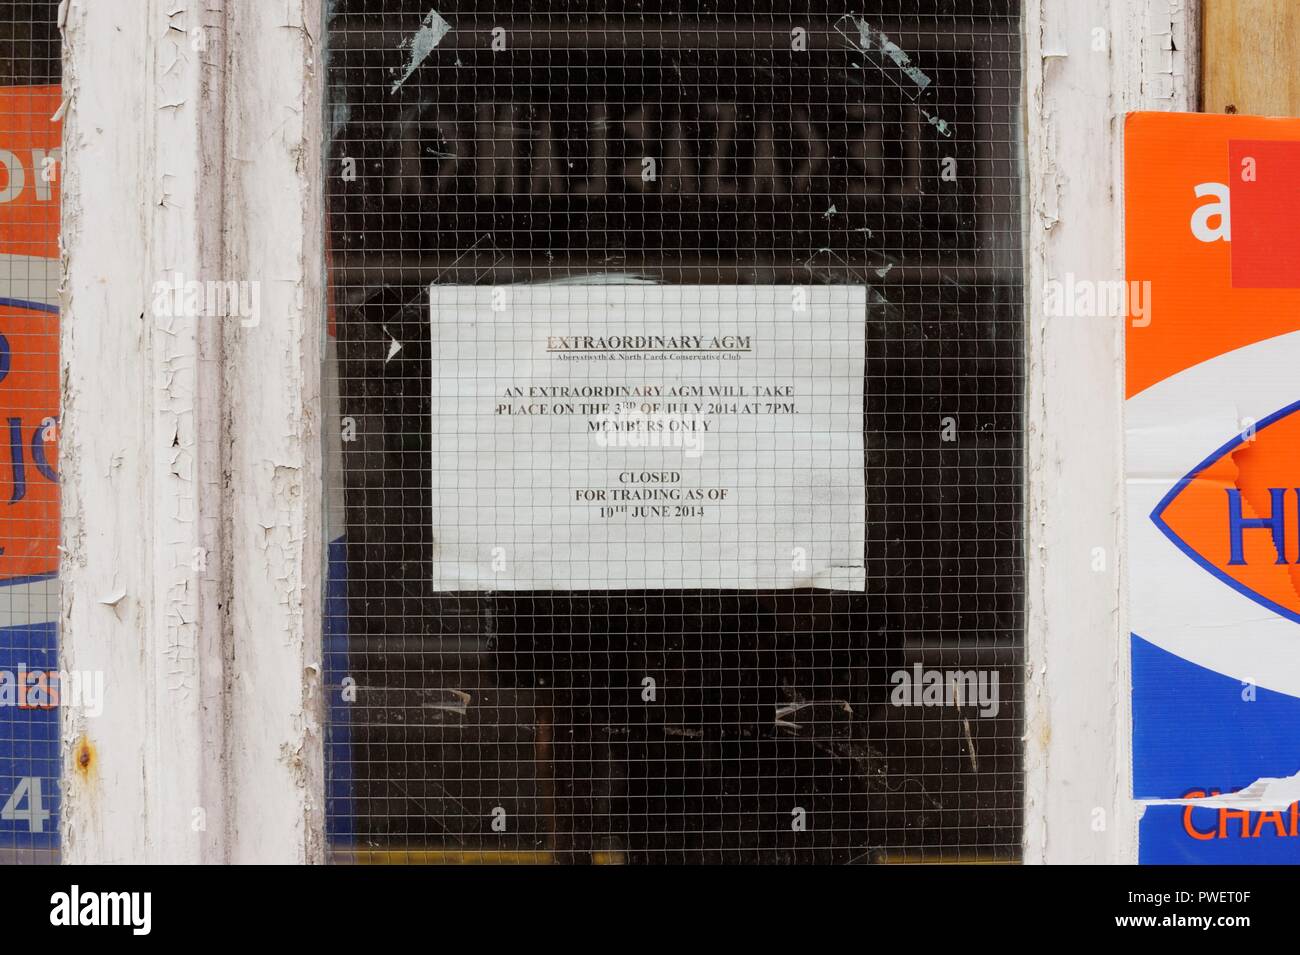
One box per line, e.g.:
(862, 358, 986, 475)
(324, 0, 1024, 864)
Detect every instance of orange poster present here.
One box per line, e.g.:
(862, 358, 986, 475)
(1126, 112, 1300, 863)
(0, 85, 61, 581)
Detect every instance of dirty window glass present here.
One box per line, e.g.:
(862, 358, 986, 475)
(323, 0, 1024, 864)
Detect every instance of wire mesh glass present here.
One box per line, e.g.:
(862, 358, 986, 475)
(323, 0, 1024, 864)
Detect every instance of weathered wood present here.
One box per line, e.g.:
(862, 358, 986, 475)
(61, 0, 324, 863)
(1023, 0, 1198, 865)
(61, 0, 227, 863)
(1203, 0, 1299, 116)
(222, 0, 325, 865)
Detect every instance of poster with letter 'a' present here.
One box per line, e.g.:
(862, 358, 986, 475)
(1126, 112, 1300, 863)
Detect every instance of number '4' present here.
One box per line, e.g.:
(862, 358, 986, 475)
(1, 776, 50, 832)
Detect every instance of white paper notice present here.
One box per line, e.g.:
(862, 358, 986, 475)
(429, 285, 866, 591)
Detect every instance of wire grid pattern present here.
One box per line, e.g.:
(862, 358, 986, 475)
(324, 0, 1024, 864)
(0, 0, 61, 864)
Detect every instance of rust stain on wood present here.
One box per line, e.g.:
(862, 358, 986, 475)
(74, 737, 95, 778)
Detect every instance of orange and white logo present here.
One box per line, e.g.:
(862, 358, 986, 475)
(1126, 113, 1300, 696)
(1153, 400, 1300, 624)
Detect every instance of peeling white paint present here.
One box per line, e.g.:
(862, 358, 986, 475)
(63, 0, 325, 864)
(391, 9, 451, 94)
(222, 0, 325, 864)
(1023, 0, 1200, 865)
(62, 0, 228, 864)
(1138, 0, 1196, 102)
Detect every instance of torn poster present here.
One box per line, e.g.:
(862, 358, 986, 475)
(428, 284, 866, 591)
(1125, 113, 1300, 863)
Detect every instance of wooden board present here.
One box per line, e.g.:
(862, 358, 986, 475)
(1203, 0, 1300, 116)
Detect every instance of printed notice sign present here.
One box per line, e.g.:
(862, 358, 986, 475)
(429, 285, 866, 591)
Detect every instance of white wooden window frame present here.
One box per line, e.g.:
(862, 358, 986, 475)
(56, 0, 1197, 863)
(1024, 0, 1199, 864)
(60, 0, 324, 864)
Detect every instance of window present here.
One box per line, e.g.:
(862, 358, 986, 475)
(329, 0, 1025, 864)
